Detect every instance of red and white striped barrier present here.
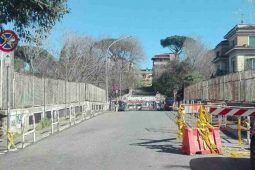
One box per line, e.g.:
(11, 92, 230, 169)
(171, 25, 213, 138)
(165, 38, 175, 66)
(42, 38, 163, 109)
(209, 106, 255, 117)
(207, 105, 253, 144)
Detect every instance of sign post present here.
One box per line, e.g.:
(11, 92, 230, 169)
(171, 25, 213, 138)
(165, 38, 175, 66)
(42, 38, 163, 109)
(173, 89, 177, 108)
(6, 56, 10, 150)
(0, 30, 18, 151)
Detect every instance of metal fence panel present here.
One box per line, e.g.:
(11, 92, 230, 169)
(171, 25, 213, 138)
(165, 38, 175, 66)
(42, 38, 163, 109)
(10, 72, 106, 109)
(184, 69, 255, 103)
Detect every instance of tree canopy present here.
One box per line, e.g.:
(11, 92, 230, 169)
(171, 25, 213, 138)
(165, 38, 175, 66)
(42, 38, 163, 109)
(160, 35, 191, 55)
(153, 59, 202, 99)
(0, 0, 69, 42)
(14, 45, 55, 73)
(155, 36, 216, 100)
(95, 38, 144, 64)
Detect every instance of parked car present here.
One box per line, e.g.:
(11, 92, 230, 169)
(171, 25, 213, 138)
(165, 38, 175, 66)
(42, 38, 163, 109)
(118, 101, 127, 111)
(141, 101, 155, 111)
(136, 104, 142, 110)
(156, 102, 164, 111)
(164, 98, 174, 111)
(127, 104, 136, 111)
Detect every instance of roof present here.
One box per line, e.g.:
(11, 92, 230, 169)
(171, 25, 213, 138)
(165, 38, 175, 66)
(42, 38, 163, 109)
(151, 53, 176, 60)
(224, 24, 255, 39)
(215, 40, 229, 48)
(140, 69, 152, 72)
(212, 55, 228, 63)
(225, 47, 255, 55)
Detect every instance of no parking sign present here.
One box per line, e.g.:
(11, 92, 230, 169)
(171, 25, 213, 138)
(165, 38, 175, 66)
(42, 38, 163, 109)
(0, 30, 18, 53)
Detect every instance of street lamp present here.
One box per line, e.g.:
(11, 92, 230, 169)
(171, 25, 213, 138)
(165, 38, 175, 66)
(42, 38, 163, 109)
(105, 36, 132, 106)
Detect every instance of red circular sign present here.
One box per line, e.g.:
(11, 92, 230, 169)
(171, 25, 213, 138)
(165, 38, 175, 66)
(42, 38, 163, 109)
(0, 30, 19, 53)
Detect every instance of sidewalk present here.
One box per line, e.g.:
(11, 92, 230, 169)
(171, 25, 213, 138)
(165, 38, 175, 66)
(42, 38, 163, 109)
(0, 110, 107, 154)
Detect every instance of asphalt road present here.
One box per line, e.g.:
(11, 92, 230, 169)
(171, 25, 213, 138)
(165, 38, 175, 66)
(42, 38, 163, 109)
(0, 111, 251, 170)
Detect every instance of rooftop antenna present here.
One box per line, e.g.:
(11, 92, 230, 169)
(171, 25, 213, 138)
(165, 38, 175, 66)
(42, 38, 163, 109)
(234, 9, 245, 24)
(241, 13, 244, 24)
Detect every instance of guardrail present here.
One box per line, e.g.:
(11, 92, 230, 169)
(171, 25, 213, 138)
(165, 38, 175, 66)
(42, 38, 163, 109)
(51, 109, 60, 134)
(0, 101, 107, 153)
(21, 113, 36, 148)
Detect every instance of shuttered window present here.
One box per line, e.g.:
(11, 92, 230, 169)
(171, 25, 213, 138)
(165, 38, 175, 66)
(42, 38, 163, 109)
(231, 58, 236, 72)
(249, 36, 255, 48)
(245, 58, 255, 70)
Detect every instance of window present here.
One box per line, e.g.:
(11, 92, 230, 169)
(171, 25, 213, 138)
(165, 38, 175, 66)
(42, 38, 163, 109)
(245, 58, 255, 70)
(231, 58, 236, 72)
(231, 38, 237, 48)
(216, 51, 220, 57)
(249, 36, 255, 48)
(232, 40, 235, 47)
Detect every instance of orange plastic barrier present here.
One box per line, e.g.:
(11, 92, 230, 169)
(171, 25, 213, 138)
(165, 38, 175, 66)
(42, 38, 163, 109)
(183, 104, 200, 114)
(181, 127, 223, 155)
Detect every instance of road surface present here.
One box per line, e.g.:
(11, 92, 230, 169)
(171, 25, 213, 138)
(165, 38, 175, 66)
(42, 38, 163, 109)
(0, 111, 251, 170)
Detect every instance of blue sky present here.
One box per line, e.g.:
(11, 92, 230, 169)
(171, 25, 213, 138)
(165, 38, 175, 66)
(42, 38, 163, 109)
(47, 0, 255, 69)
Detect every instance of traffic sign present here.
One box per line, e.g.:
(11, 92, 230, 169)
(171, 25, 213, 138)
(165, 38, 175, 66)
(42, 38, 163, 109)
(0, 30, 18, 53)
(112, 84, 120, 91)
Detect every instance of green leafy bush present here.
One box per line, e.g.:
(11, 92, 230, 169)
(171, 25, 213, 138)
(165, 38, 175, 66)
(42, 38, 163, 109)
(36, 117, 51, 130)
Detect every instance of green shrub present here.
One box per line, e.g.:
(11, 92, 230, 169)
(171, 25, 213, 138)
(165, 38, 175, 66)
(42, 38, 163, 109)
(37, 117, 51, 130)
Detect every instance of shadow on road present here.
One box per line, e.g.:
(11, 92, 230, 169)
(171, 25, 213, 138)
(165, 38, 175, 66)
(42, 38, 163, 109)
(130, 138, 183, 155)
(145, 128, 176, 134)
(189, 157, 251, 170)
(163, 165, 190, 169)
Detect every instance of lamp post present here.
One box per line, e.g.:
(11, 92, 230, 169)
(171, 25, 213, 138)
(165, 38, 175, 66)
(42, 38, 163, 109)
(105, 36, 132, 106)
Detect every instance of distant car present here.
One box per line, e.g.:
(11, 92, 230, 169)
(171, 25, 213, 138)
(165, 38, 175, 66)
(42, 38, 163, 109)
(136, 104, 142, 110)
(127, 104, 136, 111)
(118, 101, 126, 111)
(156, 102, 164, 111)
(164, 98, 174, 111)
(141, 101, 155, 111)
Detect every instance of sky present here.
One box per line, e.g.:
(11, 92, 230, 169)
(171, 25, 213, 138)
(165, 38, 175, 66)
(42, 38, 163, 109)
(47, 0, 255, 69)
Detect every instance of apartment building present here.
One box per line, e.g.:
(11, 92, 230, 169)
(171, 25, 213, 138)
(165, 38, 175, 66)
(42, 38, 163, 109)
(213, 24, 255, 75)
(151, 53, 176, 81)
(138, 69, 152, 87)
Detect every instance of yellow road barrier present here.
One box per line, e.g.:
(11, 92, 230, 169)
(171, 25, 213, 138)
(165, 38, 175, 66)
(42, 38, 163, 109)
(7, 129, 16, 149)
(237, 117, 243, 145)
(176, 105, 186, 139)
(197, 105, 219, 154)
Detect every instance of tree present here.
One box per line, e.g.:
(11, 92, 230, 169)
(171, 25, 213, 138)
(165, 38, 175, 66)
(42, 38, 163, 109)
(96, 38, 144, 64)
(154, 59, 202, 100)
(183, 37, 216, 79)
(14, 45, 56, 76)
(59, 35, 105, 83)
(0, 0, 69, 42)
(156, 36, 216, 100)
(95, 37, 145, 95)
(160, 35, 191, 55)
(14, 33, 145, 99)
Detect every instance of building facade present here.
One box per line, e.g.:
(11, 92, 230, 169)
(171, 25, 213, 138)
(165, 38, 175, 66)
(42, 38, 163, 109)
(214, 24, 255, 75)
(138, 69, 152, 87)
(151, 53, 176, 81)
